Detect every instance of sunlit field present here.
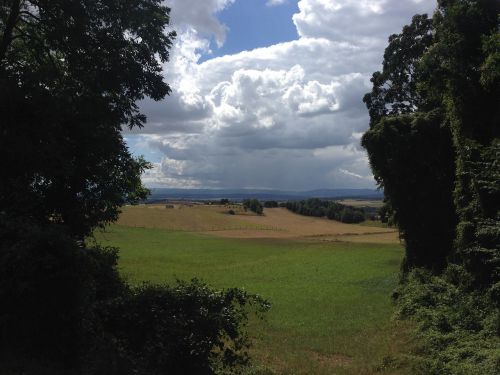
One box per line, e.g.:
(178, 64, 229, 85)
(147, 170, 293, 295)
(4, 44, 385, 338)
(118, 205, 398, 243)
(96, 205, 411, 375)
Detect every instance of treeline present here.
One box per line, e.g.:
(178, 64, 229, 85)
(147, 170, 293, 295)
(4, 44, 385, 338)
(363, 1, 499, 373)
(285, 198, 366, 224)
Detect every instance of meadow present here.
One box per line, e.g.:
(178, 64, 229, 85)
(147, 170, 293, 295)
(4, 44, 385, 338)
(96, 205, 411, 375)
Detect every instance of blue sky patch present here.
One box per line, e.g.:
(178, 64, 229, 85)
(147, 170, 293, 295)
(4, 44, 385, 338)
(199, 0, 299, 62)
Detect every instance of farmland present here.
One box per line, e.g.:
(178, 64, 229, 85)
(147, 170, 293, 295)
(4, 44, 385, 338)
(118, 204, 398, 243)
(96, 204, 410, 375)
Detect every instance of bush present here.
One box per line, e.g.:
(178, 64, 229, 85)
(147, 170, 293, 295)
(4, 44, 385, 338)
(100, 280, 270, 375)
(228, 209, 236, 215)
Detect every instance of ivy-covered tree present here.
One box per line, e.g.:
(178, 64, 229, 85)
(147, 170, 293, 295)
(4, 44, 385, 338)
(362, 13, 457, 273)
(363, 2, 499, 370)
(363, 0, 499, 282)
(425, 0, 499, 288)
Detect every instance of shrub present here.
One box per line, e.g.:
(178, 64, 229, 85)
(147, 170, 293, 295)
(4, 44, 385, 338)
(394, 267, 500, 375)
(100, 280, 270, 375)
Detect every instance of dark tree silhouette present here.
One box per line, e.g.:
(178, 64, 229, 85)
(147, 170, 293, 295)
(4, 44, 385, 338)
(0, 0, 176, 238)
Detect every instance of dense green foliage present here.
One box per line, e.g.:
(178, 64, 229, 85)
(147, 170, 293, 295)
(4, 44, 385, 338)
(285, 198, 365, 224)
(362, 13, 456, 272)
(0, 1, 267, 373)
(363, 0, 499, 373)
(429, 0, 500, 289)
(243, 199, 264, 215)
(100, 281, 269, 375)
(394, 267, 499, 375)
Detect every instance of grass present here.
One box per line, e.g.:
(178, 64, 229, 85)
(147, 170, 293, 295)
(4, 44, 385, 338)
(95, 225, 412, 374)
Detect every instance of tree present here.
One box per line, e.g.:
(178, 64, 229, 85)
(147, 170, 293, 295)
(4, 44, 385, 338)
(362, 2, 499, 372)
(423, 0, 499, 288)
(362, 13, 457, 273)
(0, 0, 176, 238)
(363, 0, 499, 280)
(0, 0, 175, 370)
(243, 199, 263, 215)
(364, 1, 499, 278)
(0, 2, 270, 373)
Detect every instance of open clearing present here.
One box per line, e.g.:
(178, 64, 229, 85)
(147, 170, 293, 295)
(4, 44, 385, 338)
(118, 205, 399, 244)
(96, 204, 410, 374)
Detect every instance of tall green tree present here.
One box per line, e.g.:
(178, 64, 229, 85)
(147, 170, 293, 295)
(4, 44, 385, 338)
(363, 0, 499, 286)
(363, 2, 499, 372)
(362, 13, 457, 273)
(0, 0, 175, 238)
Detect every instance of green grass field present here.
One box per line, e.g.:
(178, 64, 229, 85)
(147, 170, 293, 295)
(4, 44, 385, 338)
(95, 224, 411, 375)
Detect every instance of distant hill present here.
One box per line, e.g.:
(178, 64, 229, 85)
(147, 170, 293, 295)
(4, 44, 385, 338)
(146, 188, 383, 203)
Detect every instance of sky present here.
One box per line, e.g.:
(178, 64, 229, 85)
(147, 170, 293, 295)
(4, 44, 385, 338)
(125, 0, 437, 190)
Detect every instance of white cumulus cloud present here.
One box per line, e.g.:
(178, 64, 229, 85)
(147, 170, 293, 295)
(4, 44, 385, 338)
(126, 0, 436, 189)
